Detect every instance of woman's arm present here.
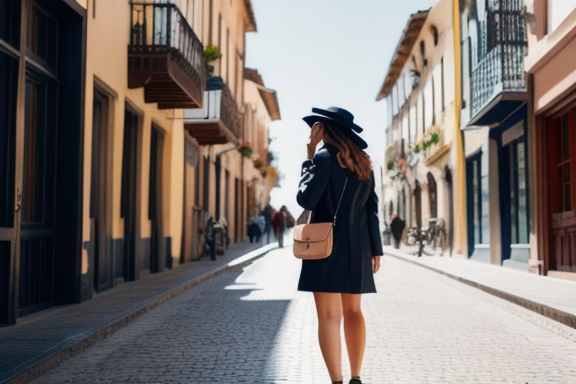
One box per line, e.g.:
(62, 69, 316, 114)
(296, 150, 331, 210)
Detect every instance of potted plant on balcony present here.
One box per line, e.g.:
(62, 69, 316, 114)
(204, 44, 220, 77)
(238, 142, 253, 158)
(253, 158, 263, 170)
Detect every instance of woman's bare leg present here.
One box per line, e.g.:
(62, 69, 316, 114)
(342, 293, 365, 378)
(313, 292, 343, 382)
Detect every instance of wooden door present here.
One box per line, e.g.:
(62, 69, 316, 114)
(18, 74, 57, 316)
(92, 90, 112, 291)
(547, 107, 576, 272)
(0, 45, 19, 325)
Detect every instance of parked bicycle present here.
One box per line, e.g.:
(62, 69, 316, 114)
(407, 217, 448, 257)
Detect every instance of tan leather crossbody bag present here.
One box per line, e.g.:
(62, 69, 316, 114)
(293, 177, 348, 260)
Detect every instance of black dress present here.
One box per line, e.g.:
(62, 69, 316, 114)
(296, 145, 383, 293)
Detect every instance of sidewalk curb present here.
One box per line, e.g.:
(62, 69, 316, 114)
(385, 248, 576, 330)
(3, 244, 277, 384)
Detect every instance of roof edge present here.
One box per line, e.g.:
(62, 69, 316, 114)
(376, 9, 430, 101)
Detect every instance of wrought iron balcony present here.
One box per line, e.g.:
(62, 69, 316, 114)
(183, 77, 243, 145)
(469, 0, 527, 126)
(128, 2, 205, 109)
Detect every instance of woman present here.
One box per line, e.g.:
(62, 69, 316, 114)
(296, 107, 383, 384)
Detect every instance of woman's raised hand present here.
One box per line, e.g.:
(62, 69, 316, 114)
(307, 121, 324, 159)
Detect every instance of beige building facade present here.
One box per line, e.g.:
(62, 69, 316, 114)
(0, 0, 278, 325)
(378, 0, 463, 256)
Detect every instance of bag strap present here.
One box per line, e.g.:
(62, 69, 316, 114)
(333, 177, 348, 227)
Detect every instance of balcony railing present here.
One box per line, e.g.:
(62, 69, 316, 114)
(470, 44, 526, 120)
(469, 0, 527, 124)
(183, 78, 243, 145)
(128, 2, 205, 109)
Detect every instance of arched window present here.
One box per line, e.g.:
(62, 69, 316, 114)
(414, 180, 422, 229)
(432, 25, 439, 46)
(420, 40, 427, 66)
(427, 172, 438, 218)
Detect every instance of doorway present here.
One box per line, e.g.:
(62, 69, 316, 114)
(91, 89, 112, 291)
(546, 107, 576, 273)
(149, 124, 166, 272)
(18, 73, 58, 316)
(121, 108, 139, 281)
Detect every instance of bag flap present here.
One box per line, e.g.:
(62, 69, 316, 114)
(293, 223, 333, 243)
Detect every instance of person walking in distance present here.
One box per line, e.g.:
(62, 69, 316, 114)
(271, 206, 287, 247)
(296, 107, 383, 384)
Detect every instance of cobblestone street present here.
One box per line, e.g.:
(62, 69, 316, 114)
(30, 246, 576, 384)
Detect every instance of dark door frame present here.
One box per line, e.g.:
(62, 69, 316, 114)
(149, 123, 166, 273)
(91, 87, 113, 292)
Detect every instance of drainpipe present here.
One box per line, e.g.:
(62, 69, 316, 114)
(453, 0, 468, 257)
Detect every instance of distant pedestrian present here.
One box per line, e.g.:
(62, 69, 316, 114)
(390, 214, 405, 249)
(271, 207, 287, 247)
(203, 213, 216, 260)
(254, 214, 266, 241)
(247, 217, 259, 243)
(296, 107, 382, 384)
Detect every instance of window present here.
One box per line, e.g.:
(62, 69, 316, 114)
(472, 156, 481, 244)
(441, 57, 445, 111)
(421, 92, 426, 133)
(467, 154, 489, 246)
(559, 115, 572, 212)
(427, 172, 437, 218)
(27, 2, 58, 69)
(432, 25, 439, 46)
(22, 77, 49, 223)
(0, 0, 20, 49)
(400, 188, 406, 224)
(226, 28, 229, 83)
(481, 159, 490, 244)
(0, 52, 17, 227)
(420, 40, 425, 65)
(203, 155, 210, 210)
(431, 77, 436, 125)
(508, 138, 529, 244)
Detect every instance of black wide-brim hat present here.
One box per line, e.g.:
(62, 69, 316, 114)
(303, 106, 368, 149)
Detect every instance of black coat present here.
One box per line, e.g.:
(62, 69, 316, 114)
(296, 145, 383, 294)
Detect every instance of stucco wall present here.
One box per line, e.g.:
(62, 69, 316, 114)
(83, 0, 187, 269)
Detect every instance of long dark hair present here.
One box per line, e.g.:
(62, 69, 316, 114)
(322, 122, 372, 180)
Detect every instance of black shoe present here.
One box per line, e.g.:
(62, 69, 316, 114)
(349, 378, 362, 384)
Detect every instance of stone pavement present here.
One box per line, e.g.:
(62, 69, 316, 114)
(2, 237, 576, 384)
(0, 238, 277, 384)
(383, 245, 576, 330)
(24, 244, 576, 384)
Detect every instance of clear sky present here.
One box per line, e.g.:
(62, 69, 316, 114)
(245, 0, 440, 217)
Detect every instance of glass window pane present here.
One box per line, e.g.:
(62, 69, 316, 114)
(481, 172, 490, 244)
(0, 53, 17, 227)
(473, 159, 480, 245)
(517, 141, 528, 244)
(510, 145, 517, 243)
(0, 0, 21, 49)
(23, 80, 47, 223)
(27, 4, 58, 68)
